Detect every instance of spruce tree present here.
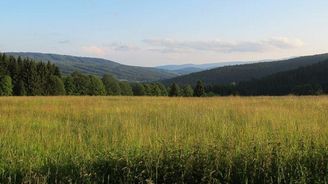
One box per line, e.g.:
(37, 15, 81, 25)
(194, 80, 206, 97)
(169, 83, 180, 97)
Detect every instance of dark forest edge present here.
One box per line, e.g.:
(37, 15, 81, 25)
(0, 53, 327, 97)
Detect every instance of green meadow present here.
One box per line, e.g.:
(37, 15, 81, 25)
(0, 96, 327, 183)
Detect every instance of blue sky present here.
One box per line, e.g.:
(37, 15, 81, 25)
(0, 0, 327, 66)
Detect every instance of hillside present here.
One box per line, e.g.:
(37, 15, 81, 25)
(238, 59, 328, 95)
(162, 53, 328, 85)
(7, 52, 177, 82)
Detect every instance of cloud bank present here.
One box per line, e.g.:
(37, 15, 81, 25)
(143, 37, 304, 53)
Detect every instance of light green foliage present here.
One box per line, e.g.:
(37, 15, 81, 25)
(48, 75, 66, 96)
(182, 85, 194, 97)
(102, 74, 121, 96)
(88, 75, 106, 96)
(0, 96, 327, 183)
(0, 75, 13, 96)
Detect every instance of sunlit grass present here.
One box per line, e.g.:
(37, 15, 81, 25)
(0, 96, 327, 183)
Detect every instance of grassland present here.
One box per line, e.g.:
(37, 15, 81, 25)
(0, 96, 327, 183)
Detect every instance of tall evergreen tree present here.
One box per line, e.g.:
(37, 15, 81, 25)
(169, 83, 180, 97)
(194, 80, 206, 97)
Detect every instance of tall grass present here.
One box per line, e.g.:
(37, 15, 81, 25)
(0, 96, 327, 183)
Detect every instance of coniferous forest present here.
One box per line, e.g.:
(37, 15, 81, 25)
(1, 53, 328, 97)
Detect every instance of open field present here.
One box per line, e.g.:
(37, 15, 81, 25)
(0, 96, 327, 183)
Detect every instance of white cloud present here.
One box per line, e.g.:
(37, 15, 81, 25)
(81, 46, 106, 56)
(143, 37, 304, 53)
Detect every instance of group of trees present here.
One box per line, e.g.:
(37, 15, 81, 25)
(0, 53, 207, 97)
(168, 81, 206, 97)
(3, 52, 326, 97)
(0, 53, 62, 96)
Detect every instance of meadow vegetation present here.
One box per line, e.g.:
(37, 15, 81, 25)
(0, 96, 327, 183)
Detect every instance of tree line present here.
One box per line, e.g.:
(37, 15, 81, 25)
(3, 53, 325, 97)
(0, 54, 207, 97)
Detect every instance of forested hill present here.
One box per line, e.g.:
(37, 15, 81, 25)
(162, 53, 328, 85)
(237, 59, 328, 96)
(7, 52, 177, 82)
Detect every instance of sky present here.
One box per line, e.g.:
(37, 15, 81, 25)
(0, 0, 328, 66)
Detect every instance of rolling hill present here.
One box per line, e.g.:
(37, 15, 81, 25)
(7, 52, 177, 82)
(238, 59, 328, 95)
(162, 53, 328, 85)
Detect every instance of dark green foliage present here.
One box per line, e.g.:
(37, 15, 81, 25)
(88, 75, 106, 96)
(102, 74, 121, 96)
(16, 80, 27, 96)
(131, 83, 146, 96)
(206, 84, 237, 96)
(48, 75, 66, 96)
(238, 59, 328, 96)
(0, 75, 13, 96)
(8, 52, 177, 82)
(71, 72, 91, 95)
(157, 83, 168, 96)
(194, 81, 205, 97)
(150, 83, 162, 96)
(63, 76, 75, 95)
(119, 82, 133, 96)
(169, 83, 180, 97)
(163, 53, 328, 85)
(182, 85, 194, 97)
(143, 83, 152, 96)
(0, 53, 61, 96)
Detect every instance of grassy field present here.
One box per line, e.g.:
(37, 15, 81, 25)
(0, 96, 327, 183)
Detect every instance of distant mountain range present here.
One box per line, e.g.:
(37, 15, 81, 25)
(162, 53, 328, 85)
(7, 52, 177, 82)
(156, 62, 249, 75)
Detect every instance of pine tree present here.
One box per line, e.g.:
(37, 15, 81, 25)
(17, 80, 27, 96)
(169, 83, 180, 97)
(194, 80, 206, 97)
